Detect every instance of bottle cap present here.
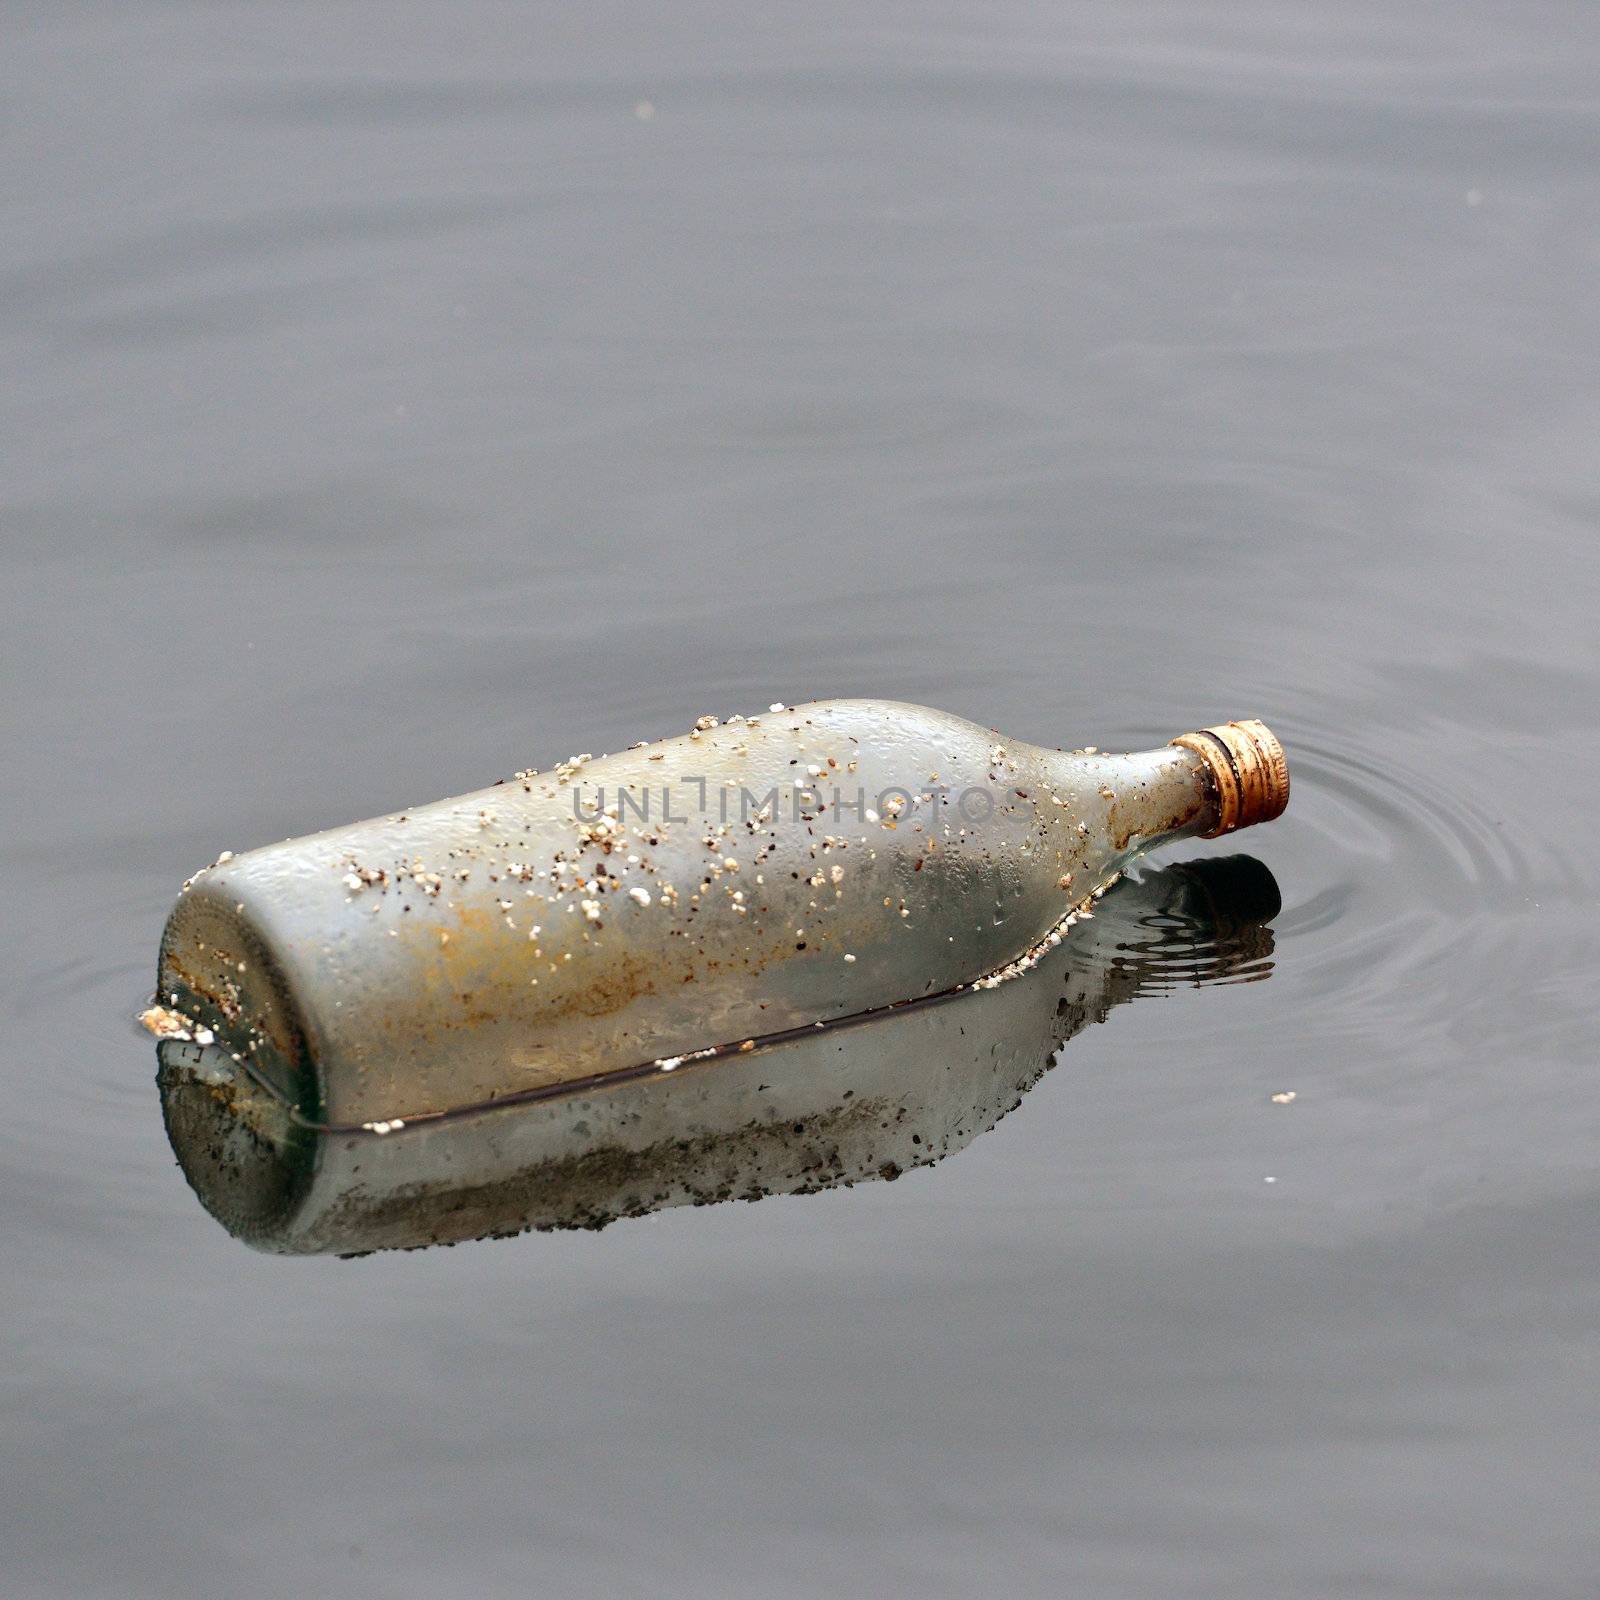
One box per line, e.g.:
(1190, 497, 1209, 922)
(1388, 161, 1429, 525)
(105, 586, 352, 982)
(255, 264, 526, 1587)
(1170, 720, 1290, 837)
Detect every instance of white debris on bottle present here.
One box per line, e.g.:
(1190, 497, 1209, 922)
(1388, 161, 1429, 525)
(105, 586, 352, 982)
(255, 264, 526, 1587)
(179, 848, 239, 893)
(138, 1005, 194, 1040)
(968, 877, 1106, 991)
(653, 1044, 716, 1073)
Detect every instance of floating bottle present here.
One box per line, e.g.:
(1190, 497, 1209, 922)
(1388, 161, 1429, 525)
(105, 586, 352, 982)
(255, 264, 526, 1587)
(152, 700, 1287, 1129)
(156, 856, 1281, 1254)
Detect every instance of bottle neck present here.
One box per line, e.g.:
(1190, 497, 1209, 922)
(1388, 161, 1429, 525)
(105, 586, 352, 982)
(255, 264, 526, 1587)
(1041, 743, 1222, 858)
(1119, 744, 1221, 844)
(1154, 743, 1225, 838)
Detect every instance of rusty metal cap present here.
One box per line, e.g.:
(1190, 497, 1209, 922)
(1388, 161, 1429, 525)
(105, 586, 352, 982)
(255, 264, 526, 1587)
(1170, 720, 1290, 838)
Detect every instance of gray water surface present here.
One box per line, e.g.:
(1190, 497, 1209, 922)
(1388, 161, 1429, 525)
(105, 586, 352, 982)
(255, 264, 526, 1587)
(4, 3, 1599, 1596)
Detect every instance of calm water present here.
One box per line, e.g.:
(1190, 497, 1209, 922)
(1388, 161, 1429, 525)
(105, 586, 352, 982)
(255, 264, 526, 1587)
(5, 3, 1599, 1595)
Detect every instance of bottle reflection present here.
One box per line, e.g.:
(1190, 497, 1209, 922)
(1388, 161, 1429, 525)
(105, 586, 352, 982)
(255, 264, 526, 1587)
(158, 854, 1279, 1256)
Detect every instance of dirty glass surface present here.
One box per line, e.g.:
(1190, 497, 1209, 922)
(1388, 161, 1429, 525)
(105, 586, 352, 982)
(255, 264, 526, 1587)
(3, 3, 1598, 1596)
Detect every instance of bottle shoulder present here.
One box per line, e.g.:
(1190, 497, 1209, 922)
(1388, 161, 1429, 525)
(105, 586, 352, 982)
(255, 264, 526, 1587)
(790, 698, 1032, 764)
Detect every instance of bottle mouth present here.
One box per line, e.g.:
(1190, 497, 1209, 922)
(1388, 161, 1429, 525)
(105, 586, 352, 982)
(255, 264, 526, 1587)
(1170, 720, 1290, 837)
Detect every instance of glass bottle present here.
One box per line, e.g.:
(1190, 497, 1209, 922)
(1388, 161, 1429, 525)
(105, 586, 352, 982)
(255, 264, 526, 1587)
(154, 700, 1287, 1127)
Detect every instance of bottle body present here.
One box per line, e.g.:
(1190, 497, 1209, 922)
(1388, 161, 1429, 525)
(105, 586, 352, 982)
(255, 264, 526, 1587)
(157, 699, 1280, 1125)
